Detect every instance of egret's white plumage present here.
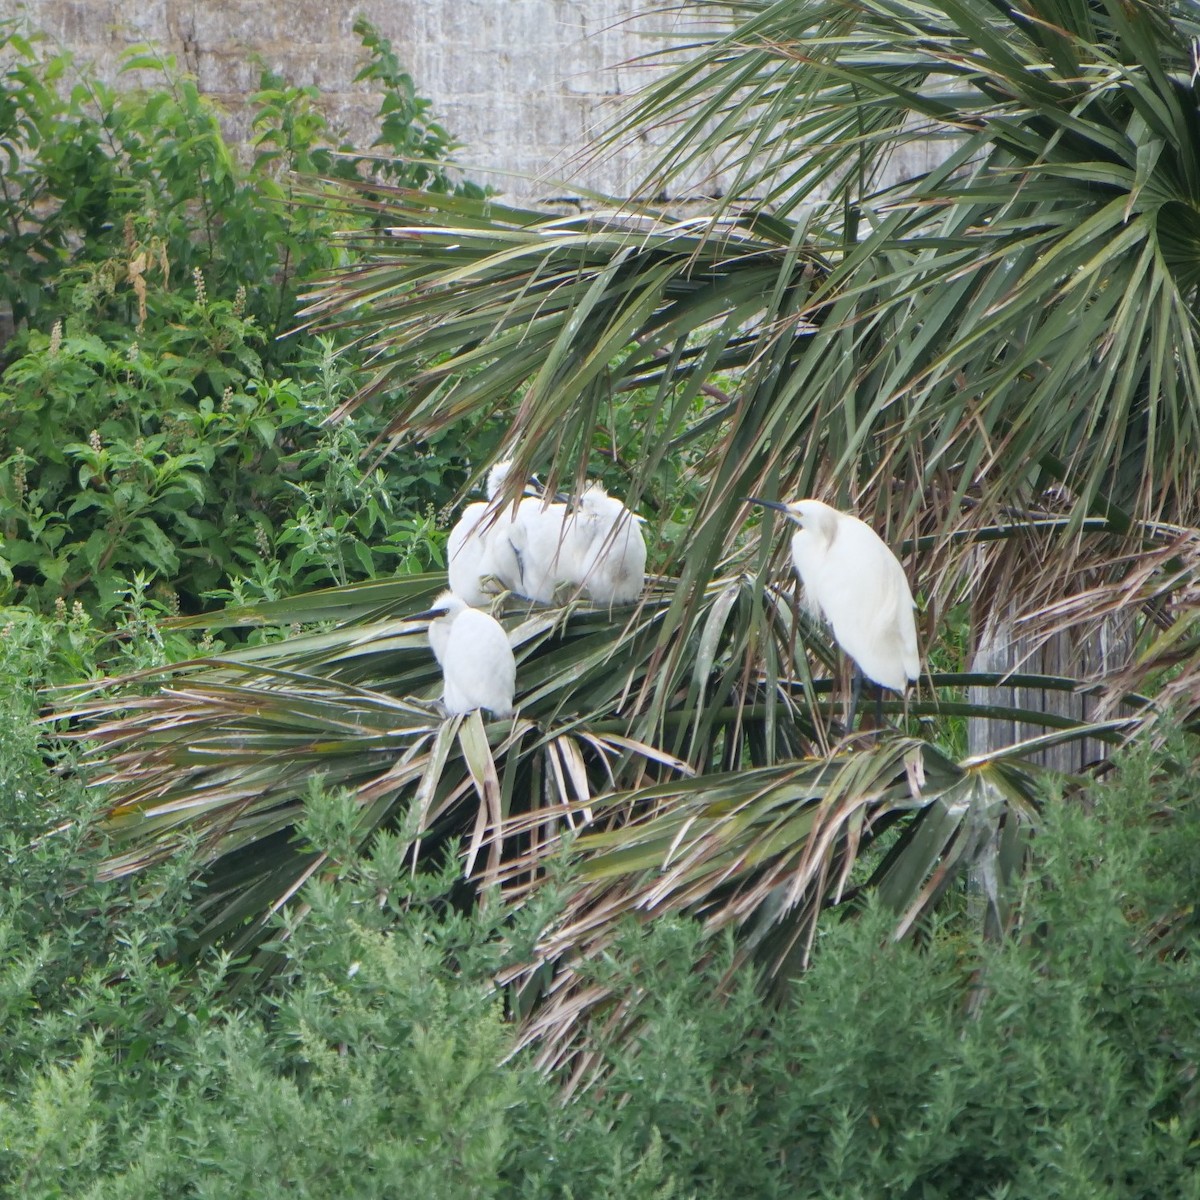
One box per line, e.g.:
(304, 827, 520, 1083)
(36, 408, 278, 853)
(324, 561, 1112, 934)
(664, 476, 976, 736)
(572, 484, 647, 605)
(448, 461, 648, 608)
(446, 500, 493, 605)
(752, 497, 919, 692)
(445, 460, 536, 605)
(505, 501, 577, 602)
(424, 590, 516, 717)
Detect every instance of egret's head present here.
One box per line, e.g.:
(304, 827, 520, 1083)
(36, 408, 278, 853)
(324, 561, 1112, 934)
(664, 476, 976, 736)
(746, 496, 836, 537)
(411, 589, 468, 622)
(577, 484, 645, 532)
(485, 459, 514, 501)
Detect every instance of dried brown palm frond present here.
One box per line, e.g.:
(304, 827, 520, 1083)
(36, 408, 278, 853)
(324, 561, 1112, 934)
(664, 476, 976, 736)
(55, 555, 1140, 981)
(493, 736, 1044, 1091)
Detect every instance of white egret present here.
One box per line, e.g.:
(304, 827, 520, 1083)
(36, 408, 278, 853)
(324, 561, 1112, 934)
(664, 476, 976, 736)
(748, 496, 919, 724)
(505, 502, 577, 603)
(506, 481, 647, 605)
(572, 484, 647, 605)
(446, 499, 494, 605)
(417, 589, 516, 717)
(446, 460, 545, 604)
(449, 461, 647, 607)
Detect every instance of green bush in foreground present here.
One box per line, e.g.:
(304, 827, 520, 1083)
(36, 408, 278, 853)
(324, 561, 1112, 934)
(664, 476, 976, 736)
(1, 619, 1197, 1200)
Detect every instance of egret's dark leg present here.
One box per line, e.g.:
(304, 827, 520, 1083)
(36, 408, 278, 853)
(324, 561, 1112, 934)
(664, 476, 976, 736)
(846, 665, 863, 731)
(875, 686, 884, 730)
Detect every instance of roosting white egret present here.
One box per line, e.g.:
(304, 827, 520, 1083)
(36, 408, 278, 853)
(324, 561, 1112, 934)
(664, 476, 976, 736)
(747, 497, 919, 725)
(572, 483, 647, 605)
(449, 461, 647, 607)
(446, 460, 547, 605)
(506, 481, 647, 605)
(446, 499, 494, 606)
(418, 590, 516, 717)
(504, 504, 576, 603)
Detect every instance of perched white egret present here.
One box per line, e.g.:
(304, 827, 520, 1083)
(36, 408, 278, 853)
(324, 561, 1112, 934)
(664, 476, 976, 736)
(418, 589, 516, 717)
(572, 484, 647, 605)
(748, 496, 919, 721)
(450, 462, 647, 607)
(446, 499, 493, 605)
(445, 460, 542, 604)
(504, 500, 577, 602)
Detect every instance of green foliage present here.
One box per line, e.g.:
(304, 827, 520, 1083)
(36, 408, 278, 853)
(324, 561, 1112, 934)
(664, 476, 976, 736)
(1, 611, 1198, 1199)
(351, 16, 484, 197)
(0, 18, 479, 345)
(0, 308, 456, 613)
(0, 19, 492, 617)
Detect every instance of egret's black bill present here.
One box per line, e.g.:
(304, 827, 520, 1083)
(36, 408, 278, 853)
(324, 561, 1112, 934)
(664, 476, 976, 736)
(408, 605, 449, 622)
(528, 475, 570, 504)
(745, 495, 789, 513)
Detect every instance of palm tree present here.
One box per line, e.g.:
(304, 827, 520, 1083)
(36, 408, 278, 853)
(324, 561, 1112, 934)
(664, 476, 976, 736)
(69, 0, 1200, 1066)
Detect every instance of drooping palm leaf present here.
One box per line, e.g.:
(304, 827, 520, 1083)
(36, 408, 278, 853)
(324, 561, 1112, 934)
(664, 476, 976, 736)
(495, 735, 1044, 1089)
(59, 553, 1141, 973)
(300, 0, 1200, 672)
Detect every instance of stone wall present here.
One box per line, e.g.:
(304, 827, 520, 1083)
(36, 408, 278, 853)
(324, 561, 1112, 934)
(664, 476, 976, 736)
(12, 0, 732, 204)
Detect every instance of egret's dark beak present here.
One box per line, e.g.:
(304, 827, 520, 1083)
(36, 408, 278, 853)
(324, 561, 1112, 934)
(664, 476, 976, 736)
(408, 606, 448, 622)
(530, 472, 571, 501)
(745, 496, 789, 514)
(528, 475, 570, 504)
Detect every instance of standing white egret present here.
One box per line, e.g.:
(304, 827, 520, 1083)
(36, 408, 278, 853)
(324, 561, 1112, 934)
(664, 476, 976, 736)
(747, 496, 919, 723)
(417, 590, 516, 717)
(572, 484, 647, 605)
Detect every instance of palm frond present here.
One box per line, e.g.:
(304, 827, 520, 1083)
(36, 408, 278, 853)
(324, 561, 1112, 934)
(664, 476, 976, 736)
(496, 736, 1045, 1087)
(303, 1, 1200, 626)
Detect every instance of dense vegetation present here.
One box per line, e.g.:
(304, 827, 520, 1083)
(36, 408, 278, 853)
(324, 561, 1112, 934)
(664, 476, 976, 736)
(3, 3, 1200, 1195)
(3, 625, 1200, 1196)
(0, 18, 488, 623)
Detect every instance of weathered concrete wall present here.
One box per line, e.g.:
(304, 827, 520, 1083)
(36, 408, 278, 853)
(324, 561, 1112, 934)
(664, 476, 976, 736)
(12, 0, 726, 203)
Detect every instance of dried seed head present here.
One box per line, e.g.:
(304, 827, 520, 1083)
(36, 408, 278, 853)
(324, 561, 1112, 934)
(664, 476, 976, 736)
(12, 457, 27, 502)
(49, 319, 62, 356)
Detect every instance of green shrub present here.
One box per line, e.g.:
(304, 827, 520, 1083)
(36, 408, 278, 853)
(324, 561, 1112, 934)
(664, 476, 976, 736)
(502, 738, 1200, 1199)
(1, 720, 1198, 1198)
(0, 307, 457, 613)
(0, 20, 498, 616)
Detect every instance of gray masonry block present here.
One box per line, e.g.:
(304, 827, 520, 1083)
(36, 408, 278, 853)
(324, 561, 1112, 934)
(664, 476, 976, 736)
(12, 0, 704, 202)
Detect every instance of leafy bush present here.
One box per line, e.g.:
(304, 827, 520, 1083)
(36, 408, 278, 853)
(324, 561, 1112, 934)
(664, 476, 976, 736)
(0, 20, 498, 616)
(0, 307, 454, 613)
(1, 675, 1198, 1198)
